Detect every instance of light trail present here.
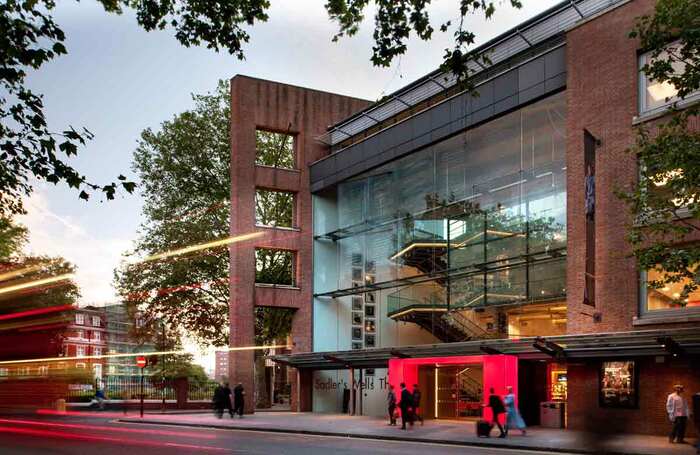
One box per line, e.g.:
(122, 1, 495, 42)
(0, 315, 67, 332)
(0, 304, 74, 322)
(0, 264, 46, 283)
(0, 344, 291, 365)
(0, 273, 74, 296)
(143, 232, 263, 263)
(0, 418, 217, 439)
(0, 425, 230, 452)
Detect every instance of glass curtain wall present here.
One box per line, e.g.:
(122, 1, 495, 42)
(321, 92, 567, 344)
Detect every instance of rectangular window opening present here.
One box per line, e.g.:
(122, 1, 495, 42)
(255, 129, 296, 169)
(255, 189, 295, 228)
(255, 248, 296, 286)
(642, 265, 700, 313)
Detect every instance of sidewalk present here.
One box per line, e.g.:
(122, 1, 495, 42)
(118, 411, 698, 455)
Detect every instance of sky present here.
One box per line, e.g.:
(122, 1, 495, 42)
(17, 0, 561, 365)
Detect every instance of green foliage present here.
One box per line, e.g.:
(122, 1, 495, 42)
(255, 130, 295, 168)
(255, 249, 294, 286)
(618, 0, 700, 302)
(325, 0, 522, 84)
(115, 81, 231, 346)
(0, 218, 28, 260)
(115, 81, 294, 347)
(256, 189, 294, 227)
(0, 0, 271, 215)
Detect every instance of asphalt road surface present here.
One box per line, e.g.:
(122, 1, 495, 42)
(0, 413, 575, 455)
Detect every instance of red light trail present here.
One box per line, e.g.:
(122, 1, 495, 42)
(0, 418, 216, 439)
(0, 304, 74, 322)
(0, 425, 229, 451)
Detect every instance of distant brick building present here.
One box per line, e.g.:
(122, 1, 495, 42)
(214, 350, 229, 382)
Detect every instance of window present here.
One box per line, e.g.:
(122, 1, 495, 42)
(92, 316, 101, 327)
(255, 129, 295, 169)
(75, 329, 84, 339)
(255, 249, 295, 286)
(0, 368, 8, 377)
(76, 346, 86, 357)
(93, 347, 101, 356)
(639, 45, 700, 115)
(75, 313, 84, 325)
(93, 331, 100, 341)
(641, 268, 700, 313)
(75, 363, 86, 369)
(255, 189, 295, 227)
(38, 366, 49, 376)
(93, 364, 102, 378)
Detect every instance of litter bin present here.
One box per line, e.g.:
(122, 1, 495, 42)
(540, 401, 565, 428)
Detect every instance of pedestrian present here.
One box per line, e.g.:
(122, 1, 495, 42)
(504, 386, 526, 436)
(693, 392, 700, 454)
(222, 382, 234, 418)
(212, 382, 226, 418)
(94, 387, 106, 410)
(412, 384, 423, 425)
(233, 382, 245, 418)
(399, 382, 414, 430)
(387, 384, 397, 426)
(667, 384, 689, 444)
(488, 387, 506, 438)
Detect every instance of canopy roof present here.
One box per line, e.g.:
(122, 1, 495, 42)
(271, 328, 700, 370)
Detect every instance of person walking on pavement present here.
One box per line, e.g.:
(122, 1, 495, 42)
(399, 382, 414, 430)
(488, 387, 507, 438)
(222, 382, 234, 418)
(693, 392, 700, 454)
(667, 384, 690, 444)
(233, 382, 245, 418)
(504, 385, 526, 436)
(412, 384, 423, 425)
(387, 384, 397, 426)
(212, 382, 226, 418)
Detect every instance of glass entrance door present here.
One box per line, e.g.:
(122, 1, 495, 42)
(435, 364, 483, 419)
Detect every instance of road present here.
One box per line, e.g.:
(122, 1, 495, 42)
(0, 413, 574, 455)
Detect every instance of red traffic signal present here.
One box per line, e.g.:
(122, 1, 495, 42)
(136, 356, 147, 368)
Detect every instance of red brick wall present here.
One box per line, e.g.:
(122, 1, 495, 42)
(229, 75, 369, 412)
(568, 357, 700, 437)
(566, 0, 657, 335)
(566, 0, 700, 436)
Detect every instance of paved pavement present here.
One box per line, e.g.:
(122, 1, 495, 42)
(118, 411, 699, 455)
(0, 413, 570, 454)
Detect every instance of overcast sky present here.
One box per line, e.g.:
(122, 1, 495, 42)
(19, 0, 561, 308)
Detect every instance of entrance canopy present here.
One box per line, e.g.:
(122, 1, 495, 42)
(271, 327, 700, 370)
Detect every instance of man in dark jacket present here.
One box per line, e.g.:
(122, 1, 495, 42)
(488, 387, 506, 438)
(233, 383, 245, 418)
(399, 383, 413, 430)
(222, 382, 233, 418)
(212, 383, 226, 418)
(412, 384, 423, 425)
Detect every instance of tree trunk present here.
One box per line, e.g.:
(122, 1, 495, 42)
(254, 353, 271, 409)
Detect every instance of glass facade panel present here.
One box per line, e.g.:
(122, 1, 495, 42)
(317, 92, 567, 341)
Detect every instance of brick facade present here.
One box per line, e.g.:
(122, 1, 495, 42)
(228, 76, 369, 412)
(566, 0, 700, 436)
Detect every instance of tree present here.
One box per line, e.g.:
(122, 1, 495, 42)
(0, 218, 80, 362)
(618, 0, 700, 303)
(3, 1, 521, 215)
(115, 81, 293, 349)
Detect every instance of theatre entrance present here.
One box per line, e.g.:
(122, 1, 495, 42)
(417, 364, 483, 420)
